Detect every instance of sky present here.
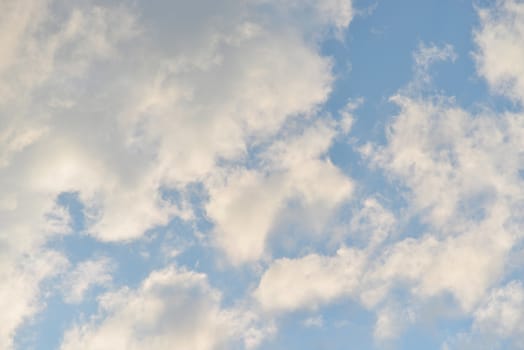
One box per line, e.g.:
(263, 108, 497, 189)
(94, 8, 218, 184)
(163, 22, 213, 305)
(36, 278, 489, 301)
(1, 0, 524, 349)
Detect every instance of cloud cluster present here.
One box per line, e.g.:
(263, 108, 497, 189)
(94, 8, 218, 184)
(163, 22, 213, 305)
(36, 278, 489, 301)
(0, 0, 354, 348)
(60, 266, 251, 350)
(3, 0, 524, 348)
(253, 32, 524, 343)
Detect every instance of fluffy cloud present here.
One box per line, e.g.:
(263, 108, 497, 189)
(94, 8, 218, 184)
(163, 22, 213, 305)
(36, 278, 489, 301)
(475, 0, 524, 102)
(444, 281, 524, 349)
(254, 247, 365, 313)
(206, 118, 354, 264)
(361, 92, 523, 309)
(60, 266, 259, 350)
(363, 96, 523, 232)
(0, 250, 67, 350)
(0, 2, 140, 346)
(253, 41, 524, 342)
(252, 195, 395, 314)
(474, 281, 524, 338)
(1, 0, 355, 347)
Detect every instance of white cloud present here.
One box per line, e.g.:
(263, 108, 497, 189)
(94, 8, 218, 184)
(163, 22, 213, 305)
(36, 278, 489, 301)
(61, 257, 114, 304)
(363, 226, 511, 312)
(475, 0, 524, 102)
(2, 1, 520, 347)
(0, 0, 356, 346)
(473, 281, 524, 338)
(349, 197, 396, 248)
(373, 304, 415, 341)
(254, 247, 366, 313)
(356, 39, 524, 338)
(355, 80, 523, 335)
(206, 118, 354, 264)
(0, 2, 139, 346)
(362, 95, 523, 233)
(0, 250, 67, 350)
(413, 42, 457, 72)
(253, 87, 523, 319)
(60, 265, 264, 350)
(443, 281, 524, 349)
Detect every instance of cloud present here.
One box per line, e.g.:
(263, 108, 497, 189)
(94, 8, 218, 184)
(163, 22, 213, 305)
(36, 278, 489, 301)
(413, 43, 457, 71)
(0, 0, 355, 346)
(61, 257, 114, 304)
(475, 0, 524, 102)
(206, 118, 354, 264)
(254, 247, 366, 313)
(356, 63, 523, 334)
(443, 281, 524, 349)
(0, 2, 139, 346)
(474, 281, 524, 338)
(253, 37, 524, 341)
(373, 303, 415, 342)
(2, 0, 523, 348)
(0, 250, 67, 350)
(362, 94, 523, 233)
(359, 37, 523, 337)
(349, 197, 396, 248)
(60, 266, 253, 350)
(363, 228, 510, 312)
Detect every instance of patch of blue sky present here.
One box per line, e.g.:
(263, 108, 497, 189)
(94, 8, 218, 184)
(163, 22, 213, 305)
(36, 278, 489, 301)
(394, 293, 475, 349)
(28, 193, 175, 349)
(259, 300, 376, 350)
(29, 187, 258, 347)
(167, 223, 262, 308)
(323, 0, 497, 250)
(397, 311, 474, 350)
(14, 284, 101, 350)
(50, 189, 259, 315)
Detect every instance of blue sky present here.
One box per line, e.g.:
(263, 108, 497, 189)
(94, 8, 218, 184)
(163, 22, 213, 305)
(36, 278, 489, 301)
(1, 0, 524, 349)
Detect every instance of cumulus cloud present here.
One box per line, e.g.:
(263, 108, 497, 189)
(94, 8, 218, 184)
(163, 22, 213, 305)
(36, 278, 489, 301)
(358, 41, 523, 336)
(444, 281, 524, 349)
(206, 118, 354, 264)
(1, 0, 355, 347)
(9, 0, 524, 348)
(0, 2, 140, 346)
(475, 0, 524, 102)
(360, 92, 523, 309)
(60, 266, 262, 350)
(253, 39, 524, 341)
(254, 247, 366, 313)
(474, 281, 524, 338)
